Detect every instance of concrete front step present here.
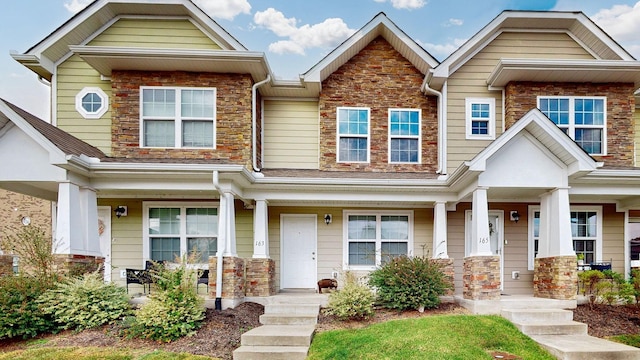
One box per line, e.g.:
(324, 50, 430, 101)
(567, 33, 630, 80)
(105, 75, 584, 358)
(531, 334, 640, 360)
(233, 345, 309, 360)
(241, 325, 316, 346)
(264, 304, 320, 315)
(260, 313, 318, 325)
(502, 309, 574, 324)
(513, 321, 588, 336)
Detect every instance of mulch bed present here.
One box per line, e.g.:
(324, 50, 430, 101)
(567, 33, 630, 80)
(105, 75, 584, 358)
(1, 302, 639, 359)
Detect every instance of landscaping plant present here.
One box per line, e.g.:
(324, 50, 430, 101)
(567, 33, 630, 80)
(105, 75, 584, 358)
(369, 255, 451, 312)
(38, 271, 131, 331)
(324, 271, 375, 320)
(0, 274, 57, 339)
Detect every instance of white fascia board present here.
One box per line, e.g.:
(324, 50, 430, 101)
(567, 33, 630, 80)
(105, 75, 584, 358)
(242, 189, 457, 203)
(251, 175, 446, 187)
(69, 45, 265, 61)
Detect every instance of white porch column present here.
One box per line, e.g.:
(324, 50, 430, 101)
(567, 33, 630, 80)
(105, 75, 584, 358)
(221, 192, 237, 257)
(252, 199, 269, 258)
(545, 187, 574, 257)
(432, 201, 448, 259)
(537, 192, 551, 259)
(55, 182, 82, 254)
(470, 187, 492, 256)
(80, 187, 100, 256)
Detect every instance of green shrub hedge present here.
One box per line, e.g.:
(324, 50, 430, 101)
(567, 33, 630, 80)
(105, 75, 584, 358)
(0, 275, 57, 339)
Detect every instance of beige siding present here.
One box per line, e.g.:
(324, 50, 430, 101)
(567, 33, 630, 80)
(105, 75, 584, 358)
(635, 110, 640, 167)
(235, 204, 254, 259)
(263, 100, 319, 169)
(446, 32, 595, 173)
(602, 204, 625, 273)
(88, 19, 221, 50)
(56, 55, 112, 154)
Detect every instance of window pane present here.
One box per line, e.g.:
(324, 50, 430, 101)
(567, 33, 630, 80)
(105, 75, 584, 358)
(381, 215, 409, 239)
(381, 242, 408, 264)
(181, 89, 214, 118)
(188, 237, 217, 263)
(348, 215, 376, 239)
(574, 240, 595, 264)
(348, 242, 375, 265)
(390, 138, 419, 163)
(142, 89, 175, 117)
(151, 237, 180, 262)
(390, 110, 419, 136)
(540, 98, 569, 125)
(339, 137, 368, 162)
(575, 129, 602, 154)
(182, 120, 214, 147)
(149, 208, 180, 235)
(186, 208, 218, 235)
(471, 120, 489, 135)
(338, 109, 368, 135)
(144, 120, 175, 147)
(82, 93, 102, 113)
(571, 211, 597, 237)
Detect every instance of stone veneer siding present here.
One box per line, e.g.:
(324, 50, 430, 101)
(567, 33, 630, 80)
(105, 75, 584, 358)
(0, 255, 13, 276)
(463, 256, 501, 300)
(209, 257, 245, 299)
(319, 36, 438, 172)
(533, 256, 577, 300)
(432, 258, 455, 296)
(53, 254, 104, 278)
(111, 71, 254, 168)
(245, 258, 277, 297)
(505, 82, 636, 167)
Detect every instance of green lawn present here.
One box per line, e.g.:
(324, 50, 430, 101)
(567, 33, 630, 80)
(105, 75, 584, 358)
(0, 347, 215, 360)
(308, 315, 555, 360)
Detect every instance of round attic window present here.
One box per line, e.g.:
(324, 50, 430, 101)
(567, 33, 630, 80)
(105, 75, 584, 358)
(75, 87, 108, 119)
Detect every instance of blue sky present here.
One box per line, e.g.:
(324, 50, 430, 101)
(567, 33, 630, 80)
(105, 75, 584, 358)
(1, 0, 640, 120)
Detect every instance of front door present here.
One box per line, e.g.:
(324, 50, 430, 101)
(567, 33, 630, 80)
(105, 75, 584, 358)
(97, 207, 112, 282)
(466, 210, 504, 291)
(281, 214, 317, 289)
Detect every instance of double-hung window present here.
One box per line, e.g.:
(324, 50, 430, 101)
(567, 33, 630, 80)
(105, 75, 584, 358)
(337, 107, 369, 162)
(343, 211, 413, 269)
(141, 87, 216, 148)
(389, 109, 421, 163)
(528, 206, 602, 270)
(144, 203, 218, 264)
(538, 96, 606, 155)
(465, 98, 495, 140)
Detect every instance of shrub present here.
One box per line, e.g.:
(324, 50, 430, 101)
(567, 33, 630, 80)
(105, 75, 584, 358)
(579, 270, 634, 307)
(0, 275, 57, 339)
(369, 256, 451, 312)
(126, 259, 205, 342)
(1, 225, 56, 279)
(38, 271, 131, 331)
(324, 272, 375, 320)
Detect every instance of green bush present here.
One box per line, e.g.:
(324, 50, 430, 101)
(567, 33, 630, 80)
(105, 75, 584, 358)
(38, 271, 131, 331)
(324, 272, 375, 320)
(369, 256, 451, 312)
(0, 275, 57, 339)
(579, 270, 634, 307)
(126, 259, 205, 342)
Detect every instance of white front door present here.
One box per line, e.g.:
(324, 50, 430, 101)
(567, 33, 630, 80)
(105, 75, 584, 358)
(281, 214, 317, 289)
(466, 211, 504, 291)
(97, 207, 112, 282)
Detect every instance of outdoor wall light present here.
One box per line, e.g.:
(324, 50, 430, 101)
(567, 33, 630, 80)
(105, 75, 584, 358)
(324, 214, 332, 225)
(510, 210, 520, 223)
(114, 205, 128, 218)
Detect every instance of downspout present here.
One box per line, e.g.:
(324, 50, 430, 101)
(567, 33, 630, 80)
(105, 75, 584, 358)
(252, 75, 271, 172)
(423, 80, 445, 175)
(212, 170, 225, 310)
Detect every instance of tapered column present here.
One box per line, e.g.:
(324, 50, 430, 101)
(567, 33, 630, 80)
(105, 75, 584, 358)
(470, 187, 492, 256)
(432, 201, 448, 259)
(217, 192, 237, 257)
(252, 199, 269, 258)
(55, 182, 82, 254)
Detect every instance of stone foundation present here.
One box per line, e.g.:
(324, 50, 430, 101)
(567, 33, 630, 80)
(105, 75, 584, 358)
(245, 258, 276, 297)
(53, 254, 104, 277)
(432, 258, 455, 295)
(0, 255, 14, 276)
(209, 256, 245, 299)
(534, 256, 577, 300)
(463, 256, 501, 300)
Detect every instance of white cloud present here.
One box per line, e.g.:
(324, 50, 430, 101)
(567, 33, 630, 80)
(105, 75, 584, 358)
(446, 18, 463, 27)
(63, 0, 92, 13)
(193, 0, 251, 21)
(591, 2, 640, 43)
(374, 0, 427, 10)
(419, 38, 467, 58)
(254, 8, 356, 55)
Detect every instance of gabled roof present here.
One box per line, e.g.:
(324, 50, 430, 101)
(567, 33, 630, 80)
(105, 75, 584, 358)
(303, 12, 439, 84)
(428, 11, 639, 90)
(12, 0, 248, 81)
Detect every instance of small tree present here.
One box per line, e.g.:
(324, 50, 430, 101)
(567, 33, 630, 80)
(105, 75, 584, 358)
(1, 225, 56, 280)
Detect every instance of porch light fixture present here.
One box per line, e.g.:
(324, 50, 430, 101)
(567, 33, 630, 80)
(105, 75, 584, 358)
(114, 206, 128, 218)
(510, 211, 520, 223)
(324, 214, 332, 225)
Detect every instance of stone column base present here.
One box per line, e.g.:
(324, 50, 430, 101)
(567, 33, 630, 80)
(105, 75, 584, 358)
(245, 258, 276, 297)
(53, 254, 104, 277)
(209, 256, 245, 300)
(534, 256, 577, 300)
(463, 256, 501, 300)
(0, 255, 14, 276)
(432, 258, 455, 295)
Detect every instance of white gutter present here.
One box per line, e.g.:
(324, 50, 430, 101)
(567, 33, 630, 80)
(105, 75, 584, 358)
(422, 78, 446, 175)
(212, 170, 225, 310)
(252, 75, 271, 172)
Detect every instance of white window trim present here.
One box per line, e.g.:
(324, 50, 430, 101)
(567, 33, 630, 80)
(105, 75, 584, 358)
(536, 95, 607, 156)
(142, 201, 218, 266)
(75, 87, 108, 119)
(387, 108, 422, 164)
(342, 210, 414, 271)
(527, 205, 603, 271)
(465, 97, 495, 140)
(336, 107, 370, 163)
(140, 86, 217, 149)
